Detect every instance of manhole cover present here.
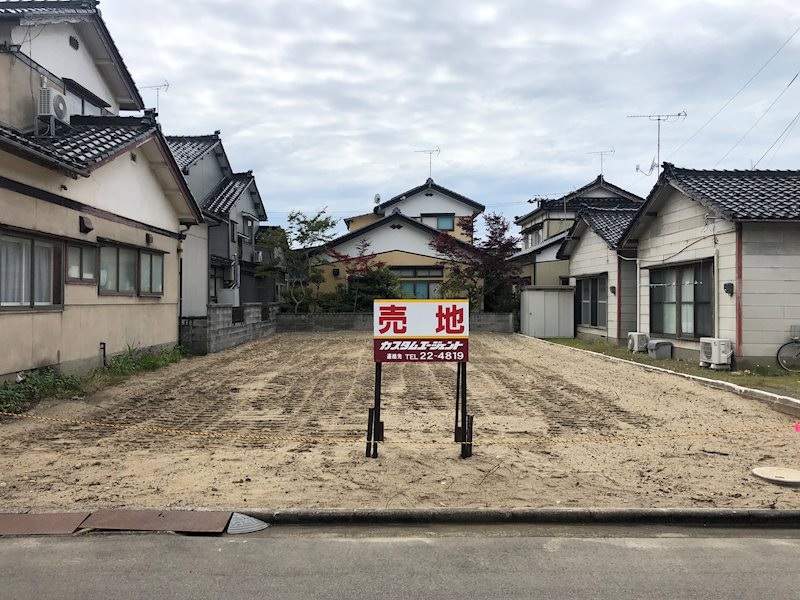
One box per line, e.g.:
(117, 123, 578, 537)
(752, 467, 800, 487)
(227, 513, 269, 534)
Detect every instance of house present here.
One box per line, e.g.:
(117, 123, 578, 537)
(0, 0, 201, 378)
(317, 178, 485, 298)
(617, 163, 800, 366)
(511, 175, 643, 285)
(166, 132, 269, 316)
(557, 207, 640, 342)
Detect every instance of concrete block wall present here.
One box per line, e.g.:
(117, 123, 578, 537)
(277, 312, 515, 333)
(180, 302, 280, 355)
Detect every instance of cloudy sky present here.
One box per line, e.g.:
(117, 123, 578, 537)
(102, 0, 800, 233)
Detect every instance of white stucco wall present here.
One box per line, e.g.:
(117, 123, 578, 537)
(1, 144, 180, 233)
(325, 219, 447, 260)
(386, 190, 477, 218)
(740, 222, 800, 360)
(636, 188, 737, 354)
(181, 223, 209, 317)
(184, 151, 225, 203)
(12, 23, 119, 113)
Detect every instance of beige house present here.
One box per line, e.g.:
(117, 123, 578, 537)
(511, 175, 643, 285)
(318, 178, 484, 298)
(557, 207, 639, 342)
(617, 163, 800, 366)
(0, 1, 201, 378)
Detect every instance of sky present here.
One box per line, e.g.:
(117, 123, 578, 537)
(101, 0, 800, 235)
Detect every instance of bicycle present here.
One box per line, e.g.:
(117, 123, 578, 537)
(777, 325, 800, 372)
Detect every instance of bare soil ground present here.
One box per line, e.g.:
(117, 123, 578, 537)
(1, 332, 798, 510)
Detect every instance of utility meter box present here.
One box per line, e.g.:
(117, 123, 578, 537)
(647, 339, 673, 360)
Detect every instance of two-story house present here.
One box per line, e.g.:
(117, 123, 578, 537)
(0, 0, 201, 378)
(318, 178, 484, 298)
(510, 175, 643, 286)
(166, 132, 268, 317)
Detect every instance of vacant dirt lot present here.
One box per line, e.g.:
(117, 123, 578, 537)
(0, 332, 798, 510)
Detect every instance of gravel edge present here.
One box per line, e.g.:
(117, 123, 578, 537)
(520, 334, 800, 417)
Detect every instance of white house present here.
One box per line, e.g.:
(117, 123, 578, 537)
(0, 0, 202, 377)
(619, 163, 800, 366)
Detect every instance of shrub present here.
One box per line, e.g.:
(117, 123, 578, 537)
(104, 344, 184, 376)
(0, 369, 83, 414)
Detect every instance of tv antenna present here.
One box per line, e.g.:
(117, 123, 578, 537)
(141, 80, 170, 113)
(587, 148, 615, 176)
(414, 146, 440, 179)
(627, 110, 686, 176)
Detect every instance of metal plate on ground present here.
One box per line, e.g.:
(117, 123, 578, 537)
(81, 510, 232, 533)
(752, 467, 800, 487)
(227, 513, 269, 535)
(0, 512, 91, 536)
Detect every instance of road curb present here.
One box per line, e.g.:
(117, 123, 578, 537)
(520, 334, 800, 417)
(241, 507, 800, 526)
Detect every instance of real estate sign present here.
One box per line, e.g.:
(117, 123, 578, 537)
(373, 299, 469, 362)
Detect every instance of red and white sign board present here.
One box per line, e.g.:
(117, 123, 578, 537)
(373, 299, 469, 363)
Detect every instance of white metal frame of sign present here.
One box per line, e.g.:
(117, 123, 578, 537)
(367, 299, 473, 459)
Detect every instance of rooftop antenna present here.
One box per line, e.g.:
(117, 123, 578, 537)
(140, 80, 170, 113)
(627, 110, 686, 177)
(414, 146, 440, 179)
(587, 148, 615, 176)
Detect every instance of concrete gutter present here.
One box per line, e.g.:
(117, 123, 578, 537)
(521, 334, 800, 417)
(242, 507, 800, 526)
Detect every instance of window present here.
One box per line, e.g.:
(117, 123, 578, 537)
(436, 215, 455, 231)
(390, 266, 444, 278)
(523, 226, 543, 248)
(230, 221, 237, 243)
(65, 89, 103, 117)
(66, 245, 96, 283)
(139, 252, 164, 296)
(209, 266, 224, 302)
(650, 261, 713, 339)
(99, 246, 137, 294)
(0, 233, 62, 308)
(576, 274, 607, 328)
(401, 281, 440, 299)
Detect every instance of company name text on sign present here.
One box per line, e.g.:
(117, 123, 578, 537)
(373, 299, 469, 362)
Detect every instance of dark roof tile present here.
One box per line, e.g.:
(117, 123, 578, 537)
(166, 134, 220, 171)
(203, 172, 254, 215)
(662, 163, 800, 221)
(581, 207, 640, 247)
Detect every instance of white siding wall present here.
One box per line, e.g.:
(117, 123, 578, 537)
(619, 258, 637, 338)
(741, 222, 800, 360)
(184, 152, 225, 203)
(637, 188, 737, 353)
(568, 227, 617, 339)
(181, 223, 209, 317)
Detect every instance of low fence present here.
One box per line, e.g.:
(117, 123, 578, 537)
(277, 312, 515, 333)
(180, 302, 280, 355)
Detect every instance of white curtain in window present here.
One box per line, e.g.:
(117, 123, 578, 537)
(1, 236, 30, 305)
(33, 242, 53, 305)
(152, 254, 163, 293)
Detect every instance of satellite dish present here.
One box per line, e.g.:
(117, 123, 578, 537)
(374, 193, 381, 205)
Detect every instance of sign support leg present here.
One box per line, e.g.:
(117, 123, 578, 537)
(460, 361, 472, 458)
(366, 362, 383, 458)
(454, 362, 461, 442)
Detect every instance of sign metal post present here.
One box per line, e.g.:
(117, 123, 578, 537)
(367, 299, 473, 459)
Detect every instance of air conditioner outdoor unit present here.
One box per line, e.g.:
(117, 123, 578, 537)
(627, 332, 648, 352)
(38, 87, 70, 122)
(699, 337, 733, 370)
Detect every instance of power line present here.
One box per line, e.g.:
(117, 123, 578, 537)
(669, 22, 800, 160)
(714, 71, 799, 167)
(753, 107, 800, 168)
(766, 109, 800, 167)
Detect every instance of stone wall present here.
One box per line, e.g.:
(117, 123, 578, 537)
(180, 303, 280, 355)
(277, 312, 515, 333)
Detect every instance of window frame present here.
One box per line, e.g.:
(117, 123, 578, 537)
(0, 232, 64, 311)
(649, 259, 714, 341)
(138, 251, 164, 297)
(436, 215, 455, 232)
(65, 244, 97, 285)
(97, 245, 137, 296)
(390, 266, 444, 279)
(575, 273, 608, 329)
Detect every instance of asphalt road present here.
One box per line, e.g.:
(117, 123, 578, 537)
(2, 525, 799, 599)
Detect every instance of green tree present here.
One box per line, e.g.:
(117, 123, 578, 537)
(256, 209, 338, 313)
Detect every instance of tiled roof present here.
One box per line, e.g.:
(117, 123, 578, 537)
(166, 134, 220, 171)
(376, 178, 485, 214)
(509, 230, 569, 261)
(662, 163, 800, 221)
(581, 207, 640, 247)
(0, 0, 97, 17)
(541, 195, 639, 213)
(0, 115, 157, 175)
(515, 175, 644, 224)
(203, 172, 254, 214)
